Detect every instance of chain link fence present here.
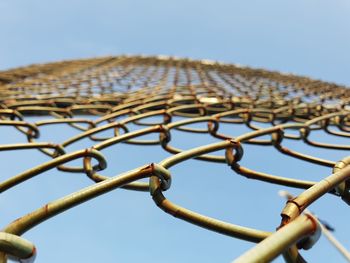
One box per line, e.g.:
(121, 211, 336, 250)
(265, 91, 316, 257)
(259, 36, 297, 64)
(0, 55, 349, 262)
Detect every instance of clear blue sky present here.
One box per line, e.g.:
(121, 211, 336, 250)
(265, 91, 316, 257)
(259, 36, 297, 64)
(1, 1, 350, 263)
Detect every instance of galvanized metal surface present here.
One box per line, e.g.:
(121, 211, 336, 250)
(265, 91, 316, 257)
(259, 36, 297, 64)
(0, 55, 349, 262)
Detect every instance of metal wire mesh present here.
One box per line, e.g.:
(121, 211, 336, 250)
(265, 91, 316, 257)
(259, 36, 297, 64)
(0, 55, 349, 262)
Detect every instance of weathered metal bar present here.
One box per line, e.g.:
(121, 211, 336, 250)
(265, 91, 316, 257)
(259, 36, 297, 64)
(233, 215, 319, 263)
(149, 172, 271, 243)
(0, 233, 36, 262)
(0, 149, 106, 193)
(279, 190, 350, 262)
(0, 164, 170, 262)
(281, 165, 350, 224)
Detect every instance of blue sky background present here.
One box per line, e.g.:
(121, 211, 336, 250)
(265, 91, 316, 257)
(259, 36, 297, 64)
(0, 1, 350, 263)
(0, 0, 349, 85)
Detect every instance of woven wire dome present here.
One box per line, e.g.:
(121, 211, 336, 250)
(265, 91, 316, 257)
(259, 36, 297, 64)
(0, 55, 349, 262)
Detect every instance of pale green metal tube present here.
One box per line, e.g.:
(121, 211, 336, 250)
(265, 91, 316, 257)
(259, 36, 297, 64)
(0, 163, 170, 263)
(233, 215, 318, 263)
(281, 165, 350, 223)
(0, 149, 106, 193)
(0, 232, 36, 262)
(2, 164, 168, 236)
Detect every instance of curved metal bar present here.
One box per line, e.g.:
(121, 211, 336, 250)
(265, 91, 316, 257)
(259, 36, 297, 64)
(0, 233, 36, 262)
(0, 121, 40, 139)
(234, 215, 319, 263)
(149, 170, 271, 243)
(0, 149, 106, 193)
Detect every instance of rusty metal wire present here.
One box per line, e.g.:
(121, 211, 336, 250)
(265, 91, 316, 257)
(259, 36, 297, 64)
(0, 55, 349, 262)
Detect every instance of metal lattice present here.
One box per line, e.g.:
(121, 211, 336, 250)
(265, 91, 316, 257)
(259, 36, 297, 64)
(0, 55, 349, 263)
